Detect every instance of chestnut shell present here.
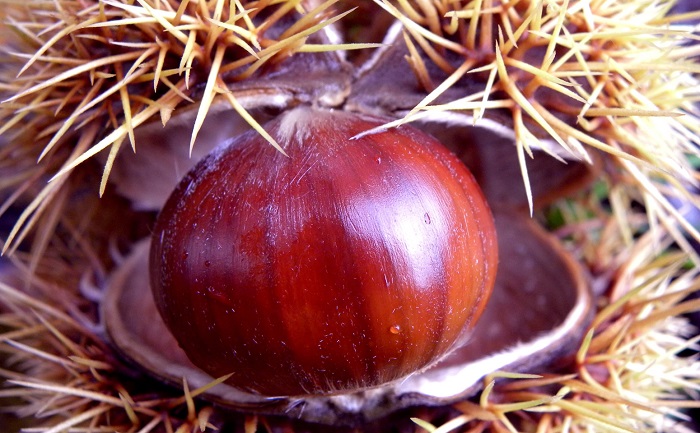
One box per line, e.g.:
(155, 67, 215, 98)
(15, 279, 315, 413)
(149, 108, 498, 396)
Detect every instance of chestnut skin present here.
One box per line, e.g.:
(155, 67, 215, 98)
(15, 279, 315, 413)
(149, 108, 498, 396)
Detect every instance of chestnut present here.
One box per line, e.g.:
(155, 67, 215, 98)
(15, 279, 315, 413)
(149, 107, 498, 396)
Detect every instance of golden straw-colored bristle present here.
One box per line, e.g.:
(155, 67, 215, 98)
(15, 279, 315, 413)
(0, 0, 372, 254)
(376, 0, 700, 238)
(412, 233, 700, 433)
(0, 278, 242, 432)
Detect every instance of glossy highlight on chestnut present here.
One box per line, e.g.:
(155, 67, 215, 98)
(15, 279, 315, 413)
(149, 108, 498, 396)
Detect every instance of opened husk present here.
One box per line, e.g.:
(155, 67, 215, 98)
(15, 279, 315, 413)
(1, 0, 699, 432)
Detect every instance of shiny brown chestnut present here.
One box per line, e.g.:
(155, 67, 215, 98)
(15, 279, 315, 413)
(149, 107, 498, 397)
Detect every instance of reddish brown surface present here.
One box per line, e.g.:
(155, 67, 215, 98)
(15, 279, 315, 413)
(149, 108, 497, 396)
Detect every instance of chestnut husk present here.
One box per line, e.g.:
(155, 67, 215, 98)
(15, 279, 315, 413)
(99, 13, 596, 427)
(103, 110, 594, 426)
(0, 2, 689, 431)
